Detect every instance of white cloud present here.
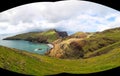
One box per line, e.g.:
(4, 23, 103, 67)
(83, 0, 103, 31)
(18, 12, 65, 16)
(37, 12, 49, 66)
(0, 0, 120, 35)
(96, 13, 120, 31)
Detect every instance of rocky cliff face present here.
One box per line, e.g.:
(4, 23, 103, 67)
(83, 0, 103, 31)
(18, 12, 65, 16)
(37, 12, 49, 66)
(56, 31, 68, 38)
(45, 32, 88, 59)
(46, 38, 86, 59)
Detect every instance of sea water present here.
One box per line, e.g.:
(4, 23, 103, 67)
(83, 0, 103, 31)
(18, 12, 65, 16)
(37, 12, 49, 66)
(0, 40, 50, 54)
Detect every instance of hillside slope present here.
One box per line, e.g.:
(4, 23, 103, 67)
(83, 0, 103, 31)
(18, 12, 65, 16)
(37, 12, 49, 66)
(3, 29, 68, 43)
(46, 32, 89, 58)
(47, 27, 120, 58)
(0, 45, 120, 75)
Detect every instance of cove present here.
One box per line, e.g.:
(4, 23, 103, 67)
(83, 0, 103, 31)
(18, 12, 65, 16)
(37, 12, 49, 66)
(0, 40, 50, 54)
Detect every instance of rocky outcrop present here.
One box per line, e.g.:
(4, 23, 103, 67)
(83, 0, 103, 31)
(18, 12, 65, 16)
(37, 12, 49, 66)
(56, 31, 68, 38)
(46, 38, 86, 59)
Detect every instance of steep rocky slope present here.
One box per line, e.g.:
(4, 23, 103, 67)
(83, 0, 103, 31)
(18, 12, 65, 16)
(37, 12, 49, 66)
(46, 32, 89, 58)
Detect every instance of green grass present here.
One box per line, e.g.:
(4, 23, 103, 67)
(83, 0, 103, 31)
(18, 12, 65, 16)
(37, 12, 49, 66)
(85, 41, 120, 57)
(0, 45, 120, 76)
(41, 31, 59, 42)
(82, 27, 120, 53)
(4, 30, 59, 43)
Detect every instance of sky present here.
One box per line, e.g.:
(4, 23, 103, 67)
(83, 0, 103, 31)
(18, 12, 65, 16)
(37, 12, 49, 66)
(0, 0, 120, 35)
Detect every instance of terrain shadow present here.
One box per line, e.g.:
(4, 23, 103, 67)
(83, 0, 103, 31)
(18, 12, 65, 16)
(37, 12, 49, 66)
(47, 66, 120, 76)
(0, 68, 32, 76)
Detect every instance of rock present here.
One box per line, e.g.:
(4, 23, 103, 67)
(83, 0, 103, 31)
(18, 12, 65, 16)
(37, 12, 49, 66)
(47, 39, 85, 59)
(56, 30, 68, 38)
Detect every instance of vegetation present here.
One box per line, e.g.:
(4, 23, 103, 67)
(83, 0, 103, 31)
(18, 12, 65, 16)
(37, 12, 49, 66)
(1, 27, 120, 75)
(47, 27, 120, 58)
(82, 27, 120, 54)
(85, 41, 120, 58)
(3, 29, 68, 43)
(69, 32, 88, 38)
(0, 45, 120, 76)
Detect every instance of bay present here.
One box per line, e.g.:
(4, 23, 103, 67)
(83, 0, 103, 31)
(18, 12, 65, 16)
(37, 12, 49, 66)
(0, 40, 50, 54)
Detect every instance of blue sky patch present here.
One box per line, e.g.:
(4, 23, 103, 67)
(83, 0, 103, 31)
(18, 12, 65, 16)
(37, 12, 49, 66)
(107, 17, 116, 22)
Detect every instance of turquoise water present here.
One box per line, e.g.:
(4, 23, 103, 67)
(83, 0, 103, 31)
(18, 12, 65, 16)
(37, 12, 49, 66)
(0, 40, 50, 54)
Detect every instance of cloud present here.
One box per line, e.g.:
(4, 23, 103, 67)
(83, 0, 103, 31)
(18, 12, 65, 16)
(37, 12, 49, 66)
(0, 0, 120, 35)
(96, 13, 120, 31)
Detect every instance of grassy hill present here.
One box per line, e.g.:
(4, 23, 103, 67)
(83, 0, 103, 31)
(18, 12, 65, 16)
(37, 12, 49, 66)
(85, 41, 120, 58)
(3, 29, 68, 43)
(69, 32, 89, 38)
(82, 27, 120, 53)
(0, 45, 120, 76)
(47, 27, 120, 58)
